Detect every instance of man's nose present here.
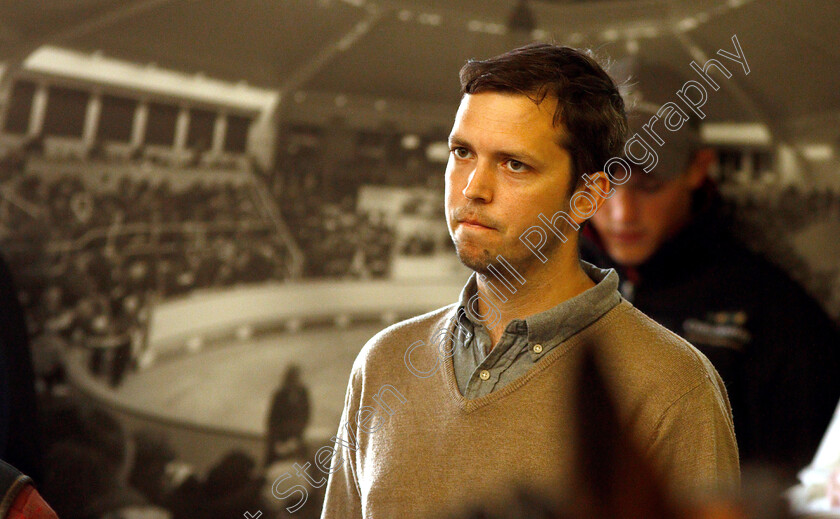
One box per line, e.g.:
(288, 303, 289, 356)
(606, 187, 639, 223)
(462, 160, 494, 202)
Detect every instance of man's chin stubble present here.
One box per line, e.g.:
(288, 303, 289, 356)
(455, 233, 567, 279)
(456, 246, 532, 278)
(455, 246, 493, 275)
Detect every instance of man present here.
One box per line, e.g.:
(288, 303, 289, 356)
(582, 59, 840, 476)
(321, 44, 739, 519)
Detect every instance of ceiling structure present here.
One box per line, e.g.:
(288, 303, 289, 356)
(0, 0, 838, 141)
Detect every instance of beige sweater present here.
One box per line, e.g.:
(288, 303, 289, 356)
(320, 300, 740, 518)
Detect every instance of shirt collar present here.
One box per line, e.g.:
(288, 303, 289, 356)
(456, 260, 621, 349)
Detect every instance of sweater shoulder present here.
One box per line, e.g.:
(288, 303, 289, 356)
(588, 300, 723, 398)
(349, 303, 458, 379)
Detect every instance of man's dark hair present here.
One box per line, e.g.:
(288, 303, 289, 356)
(460, 43, 628, 189)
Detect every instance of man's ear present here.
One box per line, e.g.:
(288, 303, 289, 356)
(569, 171, 612, 225)
(686, 148, 715, 189)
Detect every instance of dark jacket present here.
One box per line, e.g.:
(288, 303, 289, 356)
(581, 186, 840, 475)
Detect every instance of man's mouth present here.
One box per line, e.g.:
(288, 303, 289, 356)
(459, 218, 495, 230)
(609, 230, 645, 244)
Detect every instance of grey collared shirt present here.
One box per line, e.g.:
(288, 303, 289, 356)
(452, 260, 622, 399)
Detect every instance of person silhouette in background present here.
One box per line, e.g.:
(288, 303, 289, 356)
(265, 365, 311, 466)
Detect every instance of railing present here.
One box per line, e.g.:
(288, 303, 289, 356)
(247, 171, 304, 279)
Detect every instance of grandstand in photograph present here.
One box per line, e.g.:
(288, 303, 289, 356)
(0, 45, 279, 169)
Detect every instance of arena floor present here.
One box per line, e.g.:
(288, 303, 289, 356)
(111, 324, 386, 440)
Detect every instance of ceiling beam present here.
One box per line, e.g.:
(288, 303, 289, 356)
(280, 3, 391, 94)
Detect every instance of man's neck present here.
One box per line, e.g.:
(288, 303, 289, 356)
(475, 252, 595, 348)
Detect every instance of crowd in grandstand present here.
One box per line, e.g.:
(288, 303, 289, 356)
(5, 171, 267, 240)
(0, 148, 295, 390)
(276, 175, 395, 279)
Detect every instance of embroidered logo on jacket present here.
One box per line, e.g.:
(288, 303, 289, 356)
(683, 311, 751, 350)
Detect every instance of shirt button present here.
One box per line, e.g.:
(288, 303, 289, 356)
(533, 343, 543, 354)
(479, 370, 490, 381)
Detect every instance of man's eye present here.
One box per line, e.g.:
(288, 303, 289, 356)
(505, 159, 528, 173)
(451, 147, 472, 159)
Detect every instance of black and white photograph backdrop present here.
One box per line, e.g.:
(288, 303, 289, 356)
(0, 1, 838, 517)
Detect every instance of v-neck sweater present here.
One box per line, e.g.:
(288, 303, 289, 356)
(320, 300, 740, 519)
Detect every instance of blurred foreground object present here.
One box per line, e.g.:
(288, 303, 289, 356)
(0, 459, 58, 519)
(0, 252, 43, 481)
(790, 400, 840, 516)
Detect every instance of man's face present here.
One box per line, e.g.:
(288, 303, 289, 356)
(589, 172, 698, 267)
(445, 92, 576, 276)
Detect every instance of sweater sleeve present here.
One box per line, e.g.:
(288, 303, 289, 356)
(320, 369, 364, 519)
(645, 371, 741, 502)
